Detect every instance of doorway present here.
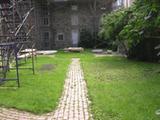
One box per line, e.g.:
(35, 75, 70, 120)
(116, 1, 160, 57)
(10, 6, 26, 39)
(71, 29, 79, 47)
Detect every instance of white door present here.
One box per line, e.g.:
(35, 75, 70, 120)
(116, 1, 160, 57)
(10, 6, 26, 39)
(71, 29, 79, 47)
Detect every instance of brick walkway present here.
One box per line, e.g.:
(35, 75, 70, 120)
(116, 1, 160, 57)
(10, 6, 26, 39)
(0, 58, 91, 120)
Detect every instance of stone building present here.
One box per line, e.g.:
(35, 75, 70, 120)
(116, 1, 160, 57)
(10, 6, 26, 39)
(112, 0, 134, 10)
(0, 18, 2, 37)
(123, 0, 134, 8)
(34, 0, 113, 49)
(0, 0, 113, 49)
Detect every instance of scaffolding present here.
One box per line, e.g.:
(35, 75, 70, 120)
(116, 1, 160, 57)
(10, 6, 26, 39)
(0, 0, 35, 87)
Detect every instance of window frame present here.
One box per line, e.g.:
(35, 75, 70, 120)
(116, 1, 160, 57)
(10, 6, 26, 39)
(57, 33, 64, 41)
(71, 15, 79, 26)
(43, 17, 49, 26)
(42, 31, 50, 48)
(71, 5, 78, 11)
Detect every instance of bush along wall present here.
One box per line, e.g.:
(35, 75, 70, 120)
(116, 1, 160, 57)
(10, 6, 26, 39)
(100, 0, 160, 62)
(78, 29, 108, 49)
(99, 8, 130, 51)
(78, 29, 94, 48)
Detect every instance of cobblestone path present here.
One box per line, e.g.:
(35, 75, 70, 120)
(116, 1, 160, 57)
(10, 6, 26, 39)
(0, 58, 91, 120)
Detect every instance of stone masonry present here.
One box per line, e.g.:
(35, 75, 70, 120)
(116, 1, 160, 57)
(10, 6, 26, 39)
(0, 58, 92, 120)
(34, 0, 112, 49)
(52, 58, 91, 120)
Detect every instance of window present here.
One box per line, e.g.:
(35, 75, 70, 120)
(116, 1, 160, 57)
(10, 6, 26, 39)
(41, 5, 49, 15)
(57, 33, 64, 41)
(71, 15, 79, 25)
(42, 32, 50, 48)
(43, 32, 49, 41)
(116, 0, 123, 6)
(43, 17, 49, 25)
(71, 5, 78, 11)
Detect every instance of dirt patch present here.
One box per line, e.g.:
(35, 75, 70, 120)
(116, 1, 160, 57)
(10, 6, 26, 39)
(39, 64, 55, 72)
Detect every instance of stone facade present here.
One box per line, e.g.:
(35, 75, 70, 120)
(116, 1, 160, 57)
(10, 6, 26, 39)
(34, 0, 112, 49)
(0, 18, 2, 37)
(112, 0, 134, 10)
(123, 0, 134, 8)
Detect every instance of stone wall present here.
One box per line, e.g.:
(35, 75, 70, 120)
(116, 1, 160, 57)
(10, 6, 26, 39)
(34, 0, 53, 49)
(123, 0, 134, 8)
(35, 0, 112, 49)
(0, 18, 2, 42)
(0, 18, 2, 36)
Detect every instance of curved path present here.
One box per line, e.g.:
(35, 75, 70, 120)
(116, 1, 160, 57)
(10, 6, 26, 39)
(0, 58, 92, 120)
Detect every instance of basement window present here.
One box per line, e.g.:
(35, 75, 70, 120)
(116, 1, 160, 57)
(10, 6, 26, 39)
(57, 33, 64, 41)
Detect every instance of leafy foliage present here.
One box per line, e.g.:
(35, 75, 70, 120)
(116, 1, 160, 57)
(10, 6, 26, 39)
(79, 29, 108, 48)
(79, 29, 94, 48)
(99, 9, 129, 42)
(99, 0, 160, 61)
(100, 0, 160, 48)
(119, 0, 160, 47)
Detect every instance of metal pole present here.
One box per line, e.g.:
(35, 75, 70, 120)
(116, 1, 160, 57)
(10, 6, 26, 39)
(13, 0, 16, 42)
(31, 43, 35, 75)
(14, 43, 20, 87)
(0, 46, 5, 78)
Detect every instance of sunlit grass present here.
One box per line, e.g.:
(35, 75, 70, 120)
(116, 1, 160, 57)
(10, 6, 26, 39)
(82, 56, 160, 120)
(0, 54, 70, 114)
(0, 51, 93, 114)
(0, 51, 160, 120)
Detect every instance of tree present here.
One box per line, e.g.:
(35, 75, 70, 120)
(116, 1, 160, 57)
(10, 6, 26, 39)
(100, 0, 160, 61)
(87, 0, 114, 48)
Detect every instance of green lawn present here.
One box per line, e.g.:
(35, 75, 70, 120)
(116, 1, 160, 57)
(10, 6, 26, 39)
(0, 51, 160, 120)
(0, 51, 92, 114)
(0, 54, 70, 114)
(81, 55, 160, 120)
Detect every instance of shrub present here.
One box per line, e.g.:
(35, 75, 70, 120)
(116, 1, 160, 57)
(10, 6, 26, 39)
(100, 0, 160, 61)
(79, 29, 108, 48)
(119, 0, 160, 48)
(78, 29, 94, 48)
(99, 8, 131, 52)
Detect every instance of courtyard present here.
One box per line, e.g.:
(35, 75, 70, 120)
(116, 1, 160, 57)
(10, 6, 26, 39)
(0, 0, 160, 119)
(0, 51, 160, 120)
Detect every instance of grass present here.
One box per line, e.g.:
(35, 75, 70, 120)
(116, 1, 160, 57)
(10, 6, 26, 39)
(81, 55, 160, 120)
(0, 51, 93, 114)
(0, 54, 70, 114)
(0, 51, 160, 120)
